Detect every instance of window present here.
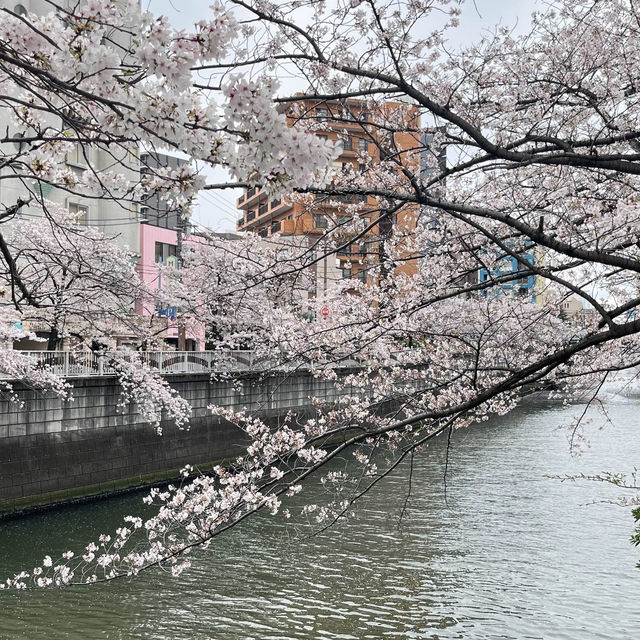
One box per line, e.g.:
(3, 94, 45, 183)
(66, 143, 87, 167)
(313, 214, 328, 229)
(341, 268, 351, 279)
(357, 270, 368, 284)
(318, 134, 328, 141)
(155, 241, 177, 265)
(333, 194, 355, 203)
(358, 163, 367, 173)
(270, 221, 281, 234)
(271, 198, 281, 208)
(317, 108, 328, 121)
(343, 136, 353, 151)
(68, 202, 88, 225)
(246, 209, 256, 221)
(258, 229, 268, 238)
(361, 112, 370, 121)
(259, 203, 268, 216)
(359, 138, 368, 152)
(13, 5, 27, 17)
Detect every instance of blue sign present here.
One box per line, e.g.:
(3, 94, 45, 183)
(157, 306, 177, 318)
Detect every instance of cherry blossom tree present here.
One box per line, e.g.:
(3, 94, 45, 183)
(0, 203, 142, 348)
(0, 0, 336, 405)
(2, 0, 640, 587)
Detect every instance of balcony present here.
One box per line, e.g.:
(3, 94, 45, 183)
(238, 197, 293, 232)
(237, 186, 267, 210)
(315, 193, 368, 207)
(280, 218, 315, 235)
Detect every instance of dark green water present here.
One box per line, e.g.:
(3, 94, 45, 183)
(1, 392, 639, 639)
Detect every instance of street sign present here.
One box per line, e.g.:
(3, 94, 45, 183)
(320, 306, 330, 317)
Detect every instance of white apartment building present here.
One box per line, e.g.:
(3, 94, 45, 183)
(0, 0, 142, 253)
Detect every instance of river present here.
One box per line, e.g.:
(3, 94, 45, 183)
(0, 391, 639, 639)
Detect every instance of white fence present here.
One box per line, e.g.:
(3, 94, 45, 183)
(3, 350, 271, 378)
(1, 348, 423, 379)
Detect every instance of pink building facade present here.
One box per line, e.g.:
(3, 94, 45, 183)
(136, 223, 206, 351)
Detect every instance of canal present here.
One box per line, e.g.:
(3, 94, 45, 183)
(1, 391, 639, 638)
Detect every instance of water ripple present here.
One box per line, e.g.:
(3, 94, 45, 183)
(1, 398, 640, 638)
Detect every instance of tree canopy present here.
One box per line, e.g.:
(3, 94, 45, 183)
(1, 0, 640, 587)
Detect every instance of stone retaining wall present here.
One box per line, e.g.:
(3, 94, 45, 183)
(0, 371, 350, 514)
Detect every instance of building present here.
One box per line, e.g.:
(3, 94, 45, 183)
(0, 1, 143, 254)
(136, 153, 206, 351)
(236, 97, 421, 293)
(0, 1, 143, 350)
(140, 152, 188, 231)
(478, 248, 538, 303)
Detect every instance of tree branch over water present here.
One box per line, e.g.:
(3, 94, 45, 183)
(2, 0, 640, 586)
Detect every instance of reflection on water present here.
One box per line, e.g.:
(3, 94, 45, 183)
(1, 393, 640, 639)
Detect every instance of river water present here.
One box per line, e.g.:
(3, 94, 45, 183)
(1, 391, 639, 639)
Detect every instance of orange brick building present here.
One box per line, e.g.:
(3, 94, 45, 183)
(236, 98, 421, 292)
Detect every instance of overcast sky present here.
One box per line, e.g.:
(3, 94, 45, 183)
(146, 0, 542, 233)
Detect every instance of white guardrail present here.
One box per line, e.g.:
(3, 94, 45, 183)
(5, 350, 269, 378)
(1, 348, 424, 379)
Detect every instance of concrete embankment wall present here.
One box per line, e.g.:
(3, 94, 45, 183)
(0, 371, 348, 515)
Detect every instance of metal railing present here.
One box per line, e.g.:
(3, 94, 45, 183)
(1, 350, 272, 378)
(0, 348, 423, 379)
